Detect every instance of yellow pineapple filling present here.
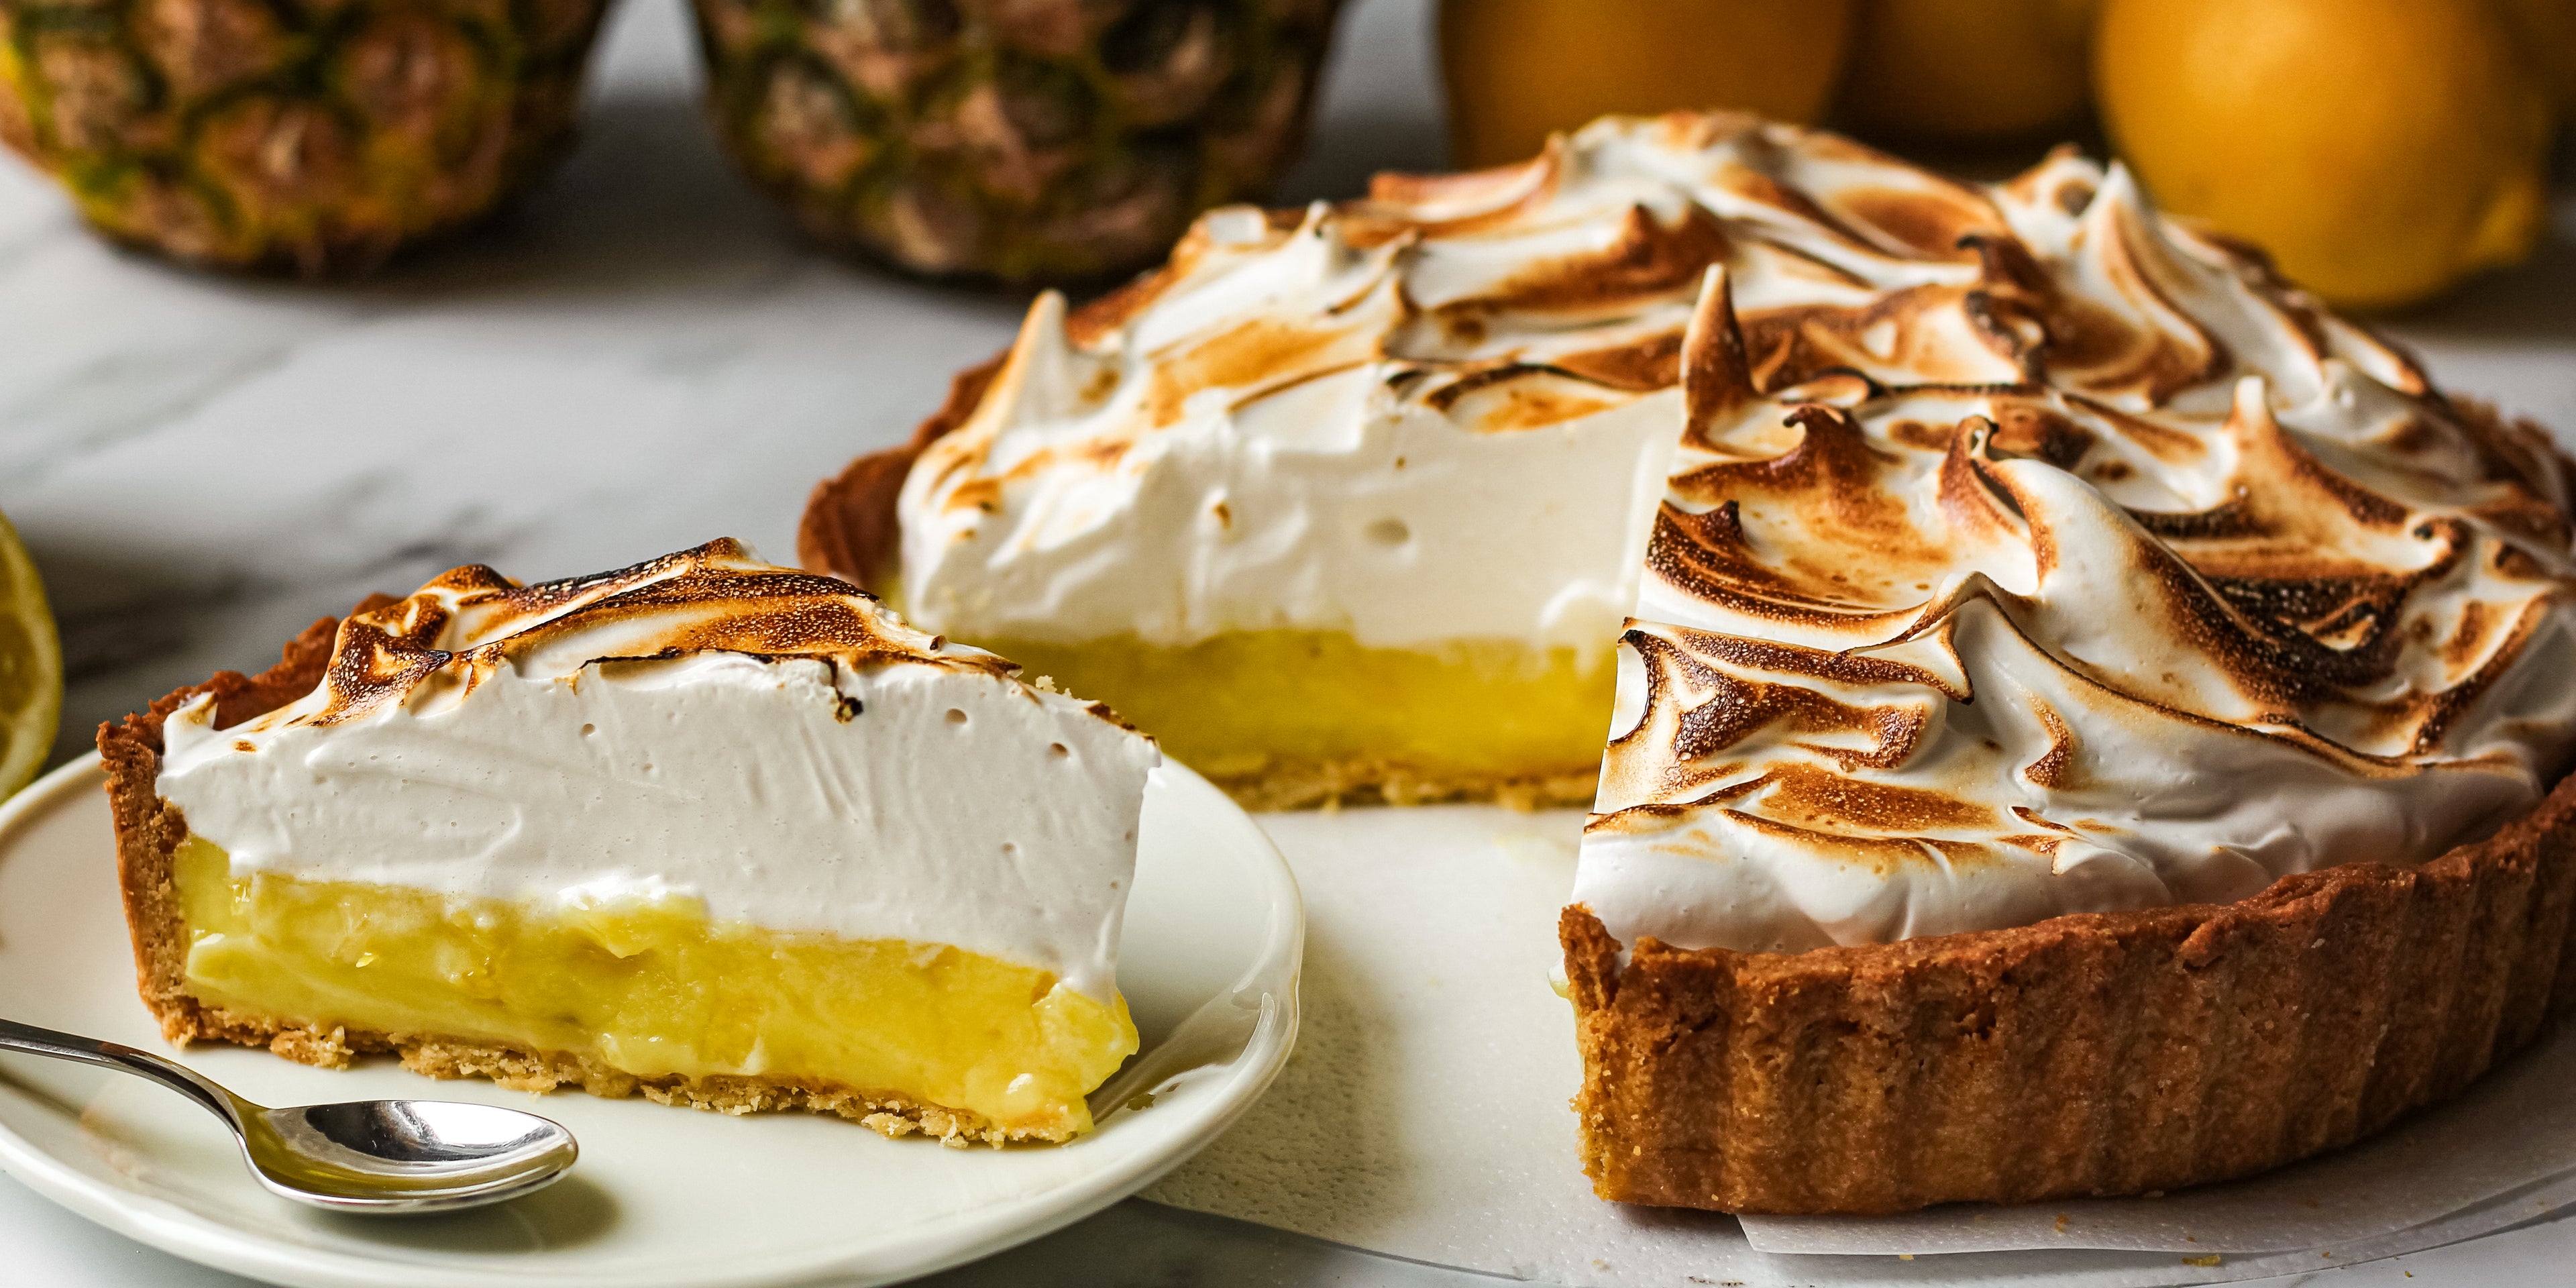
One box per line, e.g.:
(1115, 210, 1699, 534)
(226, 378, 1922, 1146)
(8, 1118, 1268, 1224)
(170, 838, 1136, 1139)
(969, 631, 1617, 786)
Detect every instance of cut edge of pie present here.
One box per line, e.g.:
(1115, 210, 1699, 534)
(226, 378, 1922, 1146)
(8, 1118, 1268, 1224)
(99, 604, 1058, 1148)
(1560, 768, 2576, 1214)
(796, 358, 1601, 812)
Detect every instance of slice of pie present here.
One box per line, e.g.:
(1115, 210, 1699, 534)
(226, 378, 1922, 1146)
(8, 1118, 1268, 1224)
(101, 540, 1159, 1145)
(799, 113, 2055, 810)
(1562, 141, 2576, 1210)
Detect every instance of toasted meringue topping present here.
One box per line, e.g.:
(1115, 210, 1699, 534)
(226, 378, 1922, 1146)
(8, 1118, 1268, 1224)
(1574, 139, 2576, 953)
(900, 114, 2073, 653)
(898, 112, 2508, 663)
(888, 109, 2573, 951)
(157, 540, 1158, 999)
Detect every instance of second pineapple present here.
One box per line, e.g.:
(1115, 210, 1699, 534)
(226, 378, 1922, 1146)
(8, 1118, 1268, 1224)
(691, 0, 1344, 286)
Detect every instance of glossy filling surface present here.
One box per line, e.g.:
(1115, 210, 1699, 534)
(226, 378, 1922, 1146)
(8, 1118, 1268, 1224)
(973, 631, 1616, 786)
(172, 837, 1137, 1139)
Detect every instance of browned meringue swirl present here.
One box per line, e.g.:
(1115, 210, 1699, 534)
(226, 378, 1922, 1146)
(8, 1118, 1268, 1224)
(1565, 117, 2576, 955)
(276, 539, 1004, 730)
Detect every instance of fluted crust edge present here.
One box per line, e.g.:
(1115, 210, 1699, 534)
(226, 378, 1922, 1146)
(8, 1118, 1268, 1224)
(1561, 770, 2576, 1214)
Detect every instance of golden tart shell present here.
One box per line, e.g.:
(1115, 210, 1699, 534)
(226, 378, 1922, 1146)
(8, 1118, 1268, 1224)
(1560, 771, 2576, 1214)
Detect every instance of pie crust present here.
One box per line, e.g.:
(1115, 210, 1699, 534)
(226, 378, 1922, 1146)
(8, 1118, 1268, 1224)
(99, 606, 1035, 1146)
(798, 356, 1000, 597)
(1213, 758, 1595, 812)
(1560, 771, 2576, 1213)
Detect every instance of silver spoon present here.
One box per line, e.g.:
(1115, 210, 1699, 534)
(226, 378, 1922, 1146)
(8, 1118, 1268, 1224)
(0, 1017, 577, 1213)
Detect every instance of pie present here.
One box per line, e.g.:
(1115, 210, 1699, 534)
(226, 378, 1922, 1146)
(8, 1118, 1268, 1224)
(101, 539, 1159, 1145)
(1557, 119, 2576, 1211)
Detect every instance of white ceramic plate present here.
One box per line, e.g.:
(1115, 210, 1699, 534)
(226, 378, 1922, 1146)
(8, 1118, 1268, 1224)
(0, 755, 1301, 1288)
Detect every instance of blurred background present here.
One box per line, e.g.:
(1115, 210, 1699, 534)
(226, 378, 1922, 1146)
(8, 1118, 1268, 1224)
(3, 0, 2565, 303)
(1438, 0, 2571, 314)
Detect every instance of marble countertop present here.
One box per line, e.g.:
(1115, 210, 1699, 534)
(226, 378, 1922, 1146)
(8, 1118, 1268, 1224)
(3, 0, 2573, 1283)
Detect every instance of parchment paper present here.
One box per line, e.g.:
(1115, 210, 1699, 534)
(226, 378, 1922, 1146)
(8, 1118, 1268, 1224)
(1142, 804, 2576, 1287)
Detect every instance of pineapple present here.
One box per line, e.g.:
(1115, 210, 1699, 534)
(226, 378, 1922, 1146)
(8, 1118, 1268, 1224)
(690, 0, 1344, 285)
(0, 0, 612, 277)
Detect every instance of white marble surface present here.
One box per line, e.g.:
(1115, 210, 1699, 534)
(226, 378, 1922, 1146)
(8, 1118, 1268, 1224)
(1, 0, 2572, 1283)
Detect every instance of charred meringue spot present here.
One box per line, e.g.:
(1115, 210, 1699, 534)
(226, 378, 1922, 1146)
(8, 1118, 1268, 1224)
(310, 620, 453, 726)
(1648, 510, 1938, 638)
(1998, 145, 2098, 215)
(1957, 180, 2232, 409)
(1623, 629, 1928, 771)
(1460, 204, 1731, 322)
(1986, 404, 2097, 470)
(2224, 382, 2408, 533)
(1999, 279, 2220, 407)
(1547, 330, 1684, 392)
(1599, 621, 1965, 812)
(2396, 598, 2555, 756)
(1937, 421, 2036, 552)
(941, 476, 1004, 515)
(1833, 184, 2008, 264)
(1711, 809, 1999, 879)
(2443, 599, 2500, 672)
(1734, 286, 2028, 390)
(2022, 698, 2078, 789)
(1672, 406, 1906, 535)
(1426, 366, 1635, 433)
(2012, 804, 2077, 834)
(995, 433, 1141, 490)
(1677, 266, 1758, 449)
(1740, 761, 2000, 835)
(1674, 627, 1967, 699)
(2058, 178, 2233, 406)
(274, 541, 1025, 732)
(1142, 315, 1380, 429)
(1711, 157, 1999, 271)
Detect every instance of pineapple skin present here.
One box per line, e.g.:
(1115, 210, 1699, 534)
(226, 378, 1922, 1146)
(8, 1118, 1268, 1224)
(0, 0, 613, 278)
(691, 0, 1344, 286)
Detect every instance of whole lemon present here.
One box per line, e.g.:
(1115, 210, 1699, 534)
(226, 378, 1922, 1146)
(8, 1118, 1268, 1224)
(2095, 0, 2551, 311)
(1839, 0, 2098, 144)
(1440, 0, 1856, 170)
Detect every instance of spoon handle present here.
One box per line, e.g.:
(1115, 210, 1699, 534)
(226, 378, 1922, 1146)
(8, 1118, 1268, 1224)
(0, 1017, 256, 1129)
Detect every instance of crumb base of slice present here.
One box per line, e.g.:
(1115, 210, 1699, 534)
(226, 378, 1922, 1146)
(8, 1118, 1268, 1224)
(182, 1013, 1035, 1146)
(1213, 756, 1598, 812)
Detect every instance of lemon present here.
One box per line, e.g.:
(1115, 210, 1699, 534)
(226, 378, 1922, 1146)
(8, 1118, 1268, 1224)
(1838, 0, 2098, 144)
(2095, 0, 2553, 311)
(1440, 0, 1856, 170)
(0, 510, 60, 800)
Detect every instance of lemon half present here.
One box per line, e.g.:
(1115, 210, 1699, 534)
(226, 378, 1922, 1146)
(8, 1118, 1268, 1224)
(0, 511, 61, 799)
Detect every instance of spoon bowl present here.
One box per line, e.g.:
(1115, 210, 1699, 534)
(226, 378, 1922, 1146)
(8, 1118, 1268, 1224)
(246, 1099, 581, 1211)
(2, 1017, 576, 1213)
